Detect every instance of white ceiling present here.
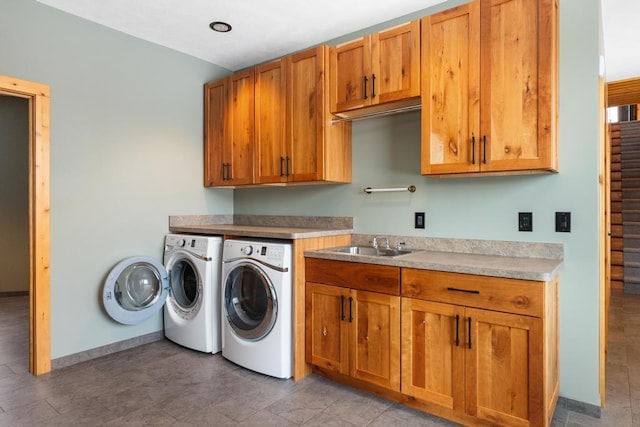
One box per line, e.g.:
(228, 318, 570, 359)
(35, 0, 446, 71)
(36, 0, 638, 81)
(601, 0, 640, 82)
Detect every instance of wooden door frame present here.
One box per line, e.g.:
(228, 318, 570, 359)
(0, 75, 51, 375)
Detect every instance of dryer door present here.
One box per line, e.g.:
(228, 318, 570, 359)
(103, 256, 169, 325)
(223, 262, 277, 341)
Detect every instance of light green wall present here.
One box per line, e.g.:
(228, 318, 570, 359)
(0, 0, 233, 359)
(234, 0, 604, 406)
(0, 96, 29, 293)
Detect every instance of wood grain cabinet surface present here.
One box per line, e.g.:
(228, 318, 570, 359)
(305, 259, 401, 392)
(205, 46, 351, 188)
(401, 268, 559, 427)
(204, 70, 255, 186)
(421, 0, 558, 176)
(304, 259, 559, 426)
(330, 20, 421, 116)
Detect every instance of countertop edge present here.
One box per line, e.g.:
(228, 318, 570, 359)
(304, 250, 563, 282)
(169, 225, 353, 240)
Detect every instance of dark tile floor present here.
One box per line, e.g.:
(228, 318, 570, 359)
(0, 293, 635, 426)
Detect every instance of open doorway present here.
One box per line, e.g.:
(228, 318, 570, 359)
(0, 75, 51, 375)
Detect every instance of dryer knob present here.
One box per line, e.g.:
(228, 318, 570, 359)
(242, 246, 253, 255)
(177, 239, 186, 247)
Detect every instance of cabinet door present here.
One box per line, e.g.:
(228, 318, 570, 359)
(226, 69, 255, 185)
(287, 47, 324, 182)
(255, 59, 287, 183)
(204, 78, 227, 187)
(421, 1, 480, 175)
(330, 36, 372, 113)
(351, 290, 401, 391)
(305, 283, 349, 375)
(373, 20, 421, 105)
(401, 298, 465, 412)
(480, 0, 557, 172)
(465, 307, 543, 427)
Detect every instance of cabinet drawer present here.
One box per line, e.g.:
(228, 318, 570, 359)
(401, 268, 544, 317)
(306, 258, 400, 295)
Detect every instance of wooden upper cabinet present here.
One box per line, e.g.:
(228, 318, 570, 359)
(288, 46, 352, 183)
(226, 70, 255, 185)
(421, 1, 480, 175)
(255, 59, 287, 183)
(480, 0, 557, 173)
(204, 78, 227, 187)
(330, 20, 420, 115)
(205, 46, 351, 187)
(421, 0, 558, 176)
(204, 70, 255, 186)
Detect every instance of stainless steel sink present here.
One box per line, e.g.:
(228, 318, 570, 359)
(328, 246, 414, 257)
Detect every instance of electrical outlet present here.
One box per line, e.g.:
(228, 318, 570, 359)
(519, 212, 533, 232)
(556, 212, 571, 232)
(415, 212, 425, 229)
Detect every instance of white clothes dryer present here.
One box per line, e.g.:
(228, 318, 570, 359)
(221, 239, 293, 379)
(102, 234, 222, 353)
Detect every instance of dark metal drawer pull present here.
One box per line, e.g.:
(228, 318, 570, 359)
(446, 287, 480, 295)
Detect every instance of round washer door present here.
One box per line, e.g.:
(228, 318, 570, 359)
(103, 256, 169, 325)
(223, 263, 277, 341)
(165, 252, 202, 320)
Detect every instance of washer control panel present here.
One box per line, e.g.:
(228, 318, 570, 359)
(164, 234, 220, 258)
(223, 239, 291, 269)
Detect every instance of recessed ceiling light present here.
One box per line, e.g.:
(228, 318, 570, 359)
(209, 21, 232, 33)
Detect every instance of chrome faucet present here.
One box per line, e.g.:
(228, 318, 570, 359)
(372, 236, 390, 249)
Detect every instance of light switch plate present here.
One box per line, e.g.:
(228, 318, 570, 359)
(415, 212, 425, 229)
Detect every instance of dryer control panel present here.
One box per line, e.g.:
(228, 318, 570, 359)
(223, 239, 291, 269)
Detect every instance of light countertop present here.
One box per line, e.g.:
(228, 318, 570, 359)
(305, 247, 563, 282)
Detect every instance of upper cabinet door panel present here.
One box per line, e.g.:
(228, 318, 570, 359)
(204, 79, 227, 187)
(255, 59, 287, 184)
(330, 37, 372, 113)
(288, 47, 325, 182)
(374, 20, 421, 104)
(227, 69, 255, 185)
(421, 2, 480, 175)
(481, 0, 558, 172)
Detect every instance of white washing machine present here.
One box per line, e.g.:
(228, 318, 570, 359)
(221, 239, 293, 379)
(102, 234, 222, 353)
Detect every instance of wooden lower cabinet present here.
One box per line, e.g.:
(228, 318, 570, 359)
(402, 299, 546, 426)
(402, 269, 559, 427)
(305, 259, 559, 427)
(306, 282, 401, 391)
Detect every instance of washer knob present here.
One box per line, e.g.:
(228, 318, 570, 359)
(242, 246, 253, 255)
(177, 239, 186, 247)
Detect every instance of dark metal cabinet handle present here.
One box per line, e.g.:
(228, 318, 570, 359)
(349, 296, 353, 322)
(371, 74, 376, 98)
(226, 163, 232, 180)
(471, 134, 476, 165)
(447, 287, 480, 295)
(483, 135, 487, 164)
(221, 163, 226, 181)
(468, 317, 472, 349)
(340, 295, 345, 321)
(455, 315, 460, 347)
(363, 76, 368, 100)
(286, 156, 291, 177)
(280, 156, 285, 177)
